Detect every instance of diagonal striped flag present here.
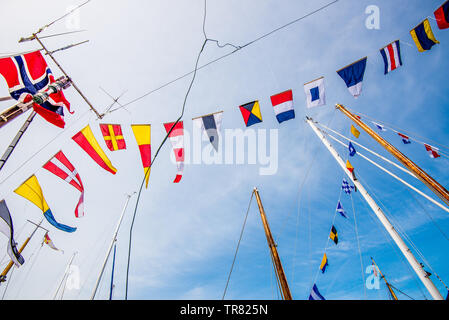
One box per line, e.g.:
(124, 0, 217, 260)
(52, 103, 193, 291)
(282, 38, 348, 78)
(164, 121, 184, 183)
(42, 150, 85, 218)
(72, 125, 117, 175)
(424, 144, 440, 159)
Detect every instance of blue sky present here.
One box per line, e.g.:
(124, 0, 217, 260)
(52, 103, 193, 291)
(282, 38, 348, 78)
(0, 0, 449, 300)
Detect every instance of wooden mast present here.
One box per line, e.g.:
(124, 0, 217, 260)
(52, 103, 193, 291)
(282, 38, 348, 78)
(0, 219, 43, 283)
(370, 257, 398, 300)
(336, 103, 449, 209)
(253, 187, 293, 300)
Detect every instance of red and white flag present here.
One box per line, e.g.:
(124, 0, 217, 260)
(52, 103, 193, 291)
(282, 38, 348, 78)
(380, 40, 403, 75)
(42, 150, 85, 217)
(163, 121, 184, 183)
(424, 144, 440, 159)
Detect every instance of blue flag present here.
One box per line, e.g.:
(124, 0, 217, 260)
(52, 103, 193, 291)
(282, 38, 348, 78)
(309, 284, 325, 300)
(337, 57, 367, 98)
(336, 201, 348, 218)
(349, 142, 356, 157)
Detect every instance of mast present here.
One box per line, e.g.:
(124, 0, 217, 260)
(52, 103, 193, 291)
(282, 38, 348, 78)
(32, 34, 103, 119)
(253, 187, 293, 300)
(0, 77, 71, 172)
(306, 116, 444, 300)
(0, 219, 43, 283)
(336, 103, 449, 209)
(371, 257, 398, 300)
(91, 193, 134, 300)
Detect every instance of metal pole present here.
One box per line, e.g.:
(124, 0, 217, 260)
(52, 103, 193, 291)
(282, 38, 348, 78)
(306, 116, 444, 300)
(33, 34, 103, 119)
(91, 193, 135, 300)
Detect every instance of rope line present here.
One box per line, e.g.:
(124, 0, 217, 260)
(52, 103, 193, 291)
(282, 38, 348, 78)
(222, 190, 254, 299)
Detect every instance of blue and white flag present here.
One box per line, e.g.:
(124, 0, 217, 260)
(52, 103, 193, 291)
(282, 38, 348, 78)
(372, 121, 387, 132)
(349, 142, 356, 157)
(342, 178, 355, 194)
(303, 77, 325, 108)
(337, 57, 367, 98)
(309, 284, 325, 300)
(336, 201, 348, 218)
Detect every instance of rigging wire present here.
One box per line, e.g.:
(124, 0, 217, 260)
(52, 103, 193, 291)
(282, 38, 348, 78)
(350, 109, 449, 154)
(349, 191, 366, 299)
(354, 173, 429, 300)
(222, 190, 254, 299)
(124, 0, 211, 299)
(356, 172, 443, 298)
(106, 0, 340, 114)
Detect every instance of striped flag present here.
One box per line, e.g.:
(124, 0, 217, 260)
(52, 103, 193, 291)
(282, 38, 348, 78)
(0, 200, 24, 267)
(14, 175, 76, 233)
(424, 144, 440, 159)
(72, 125, 117, 175)
(270, 89, 295, 123)
(434, 1, 449, 29)
(164, 121, 184, 183)
(380, 40, 403, 74)
(42, 151, 85, 218)
(410, 19, 440, 52)
(309, 284, 325, 300)
(99, 124, 126, 151)
(131, 124, 152, 188)
(397, 132, 411, 144)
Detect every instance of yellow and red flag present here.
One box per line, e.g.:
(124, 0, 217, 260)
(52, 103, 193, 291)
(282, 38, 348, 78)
(72, 125, 117, 175)
(131, 124, 151, 188)
(346, 160, 354, 173)
(99, 124, 126, 151)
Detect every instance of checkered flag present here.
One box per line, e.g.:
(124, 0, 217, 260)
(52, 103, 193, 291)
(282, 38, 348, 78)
(342, 178, 355, 194)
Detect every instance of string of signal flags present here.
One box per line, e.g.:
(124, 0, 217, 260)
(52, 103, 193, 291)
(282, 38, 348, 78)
(0, 2, 448, 267)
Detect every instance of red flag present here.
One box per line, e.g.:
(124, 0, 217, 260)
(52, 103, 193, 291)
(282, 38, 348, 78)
(163, 121, 184, 183)
(42, 150, 85, 217)
(100, 124, 127, 151)
(424, 144, 440, 159)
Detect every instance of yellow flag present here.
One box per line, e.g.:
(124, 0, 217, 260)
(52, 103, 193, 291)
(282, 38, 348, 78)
(131, 124, 151, 188)
(351, 125, 360, 138)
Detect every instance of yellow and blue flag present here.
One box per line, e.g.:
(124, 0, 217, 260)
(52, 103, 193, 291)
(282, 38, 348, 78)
(239, 101, 262, 127)
(410, 19, 440, 52)
(320, 253, 328, 273)
(14, 175, 76, 233)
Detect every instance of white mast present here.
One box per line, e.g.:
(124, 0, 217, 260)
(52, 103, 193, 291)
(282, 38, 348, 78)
(306, 117, 444, 300)
(90, 192, 135, 300)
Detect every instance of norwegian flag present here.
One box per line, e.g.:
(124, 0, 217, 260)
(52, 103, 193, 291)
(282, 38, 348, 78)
(163, 121, 184, 183)
(424, 144, 440, 159)
(0, 50, 72, 128)
(380, 40, 403, 75)
(42, 150, 85, 217)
